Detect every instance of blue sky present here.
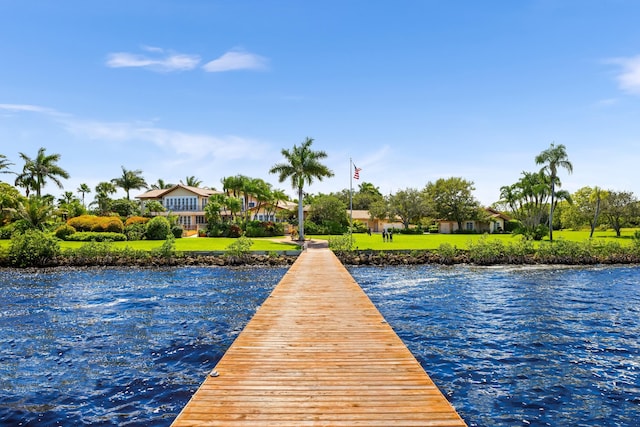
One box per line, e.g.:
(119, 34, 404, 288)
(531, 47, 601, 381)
(1, 0, 639, 205)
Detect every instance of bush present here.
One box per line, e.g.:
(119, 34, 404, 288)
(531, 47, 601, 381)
(9, 230, 60, 267)
(68, 215, 124, 233)
(152, 233, 176, 258)
(54, 224, 76, 240)
(225, 235, 254, 258)
(145, 216, 171, 240)
(0, 223, 18, 239)
(328, 233, 354, 252)
(124, 223, 146, 241)
(66, 232, 127, 242)
(244, 221, 285, 237)
(171, 225, 183, 239)
(125, 216, 149, 227)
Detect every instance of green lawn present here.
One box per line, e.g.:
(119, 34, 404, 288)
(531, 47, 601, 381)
(0, 229, 636, 252)
(0, 236, 301, 252)
(309, 228, 638, 250)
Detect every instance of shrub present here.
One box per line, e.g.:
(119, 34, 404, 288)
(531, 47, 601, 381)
(0, 223, 18, 239)
(54, 224, 76, 240)
(9, 230, 60, 267)
(152, 233, 176, 258)
(125, 216, 149, 227)
(225, 235, 254, 257)
(66, 232, 127, 242)
(124, 223, 146, 241)
(171, 225, 183, 239)
(68, 215, 124, 233)
(436, 243, 458, 264)
(328, 233, 354, 252)
(145, 216, 171, 240)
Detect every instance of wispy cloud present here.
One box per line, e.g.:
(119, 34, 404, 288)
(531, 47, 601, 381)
(609, 54, 640, 95)
(1, 104, 269, 162)
(202, 49, 268, 72)
(105, 46, 201, 72)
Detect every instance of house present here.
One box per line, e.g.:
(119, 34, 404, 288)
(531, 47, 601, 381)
(136, 184, 222, 231)
(349, 210, 404, 232)
(438, 207, 510, 234)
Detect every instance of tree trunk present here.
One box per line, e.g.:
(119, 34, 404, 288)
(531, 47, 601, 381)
(589, 198, 600, 239)
(549, 181, 555, 241)
(297, 187, 304, 241)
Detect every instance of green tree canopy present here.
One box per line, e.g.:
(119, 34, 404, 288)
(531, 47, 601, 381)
(424, 177, 480, 231)
(15, 147, 69, 198)
(535, 143, 573, 241)
(111, 166, 148, 200)
(269, 137, 334, 241)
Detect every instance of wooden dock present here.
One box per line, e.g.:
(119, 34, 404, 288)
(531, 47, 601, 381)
(172, 246, 466, 426)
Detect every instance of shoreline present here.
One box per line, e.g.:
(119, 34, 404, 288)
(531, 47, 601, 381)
(3, 249, 640, 269)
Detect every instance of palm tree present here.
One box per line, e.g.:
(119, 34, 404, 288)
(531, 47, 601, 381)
(0, 154, 14, 177)
(16, 147, 69, 198)
(535, 143, 573, 241)
(111, 166, 148, 200)
(92, 181, 117, 214)
(150, 179, 174, 190)
(15, 196, 54, 230)
(269, 137, 334, 241)
(57, 191, 76, 206)
(181, 176, 202, 187)
(77, 183, 91, 208)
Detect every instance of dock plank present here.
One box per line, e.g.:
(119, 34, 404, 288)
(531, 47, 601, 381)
(172, 247, 466, 426)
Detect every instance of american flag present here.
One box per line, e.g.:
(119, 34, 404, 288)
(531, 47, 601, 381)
(353, 164, 362, 180)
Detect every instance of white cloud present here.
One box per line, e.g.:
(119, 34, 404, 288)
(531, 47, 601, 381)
(1, 103, 269, 163)
(609, 55, 640, 95)
(105, 47, 201, 72)
(202, 50, 268, 72)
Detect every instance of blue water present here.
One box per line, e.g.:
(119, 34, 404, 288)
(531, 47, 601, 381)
(0, 267, 286, 426)
(349, 265, 640, 427)
(0, 265, 638, 426)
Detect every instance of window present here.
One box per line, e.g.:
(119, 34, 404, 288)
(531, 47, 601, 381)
(466, 222, 474, 231)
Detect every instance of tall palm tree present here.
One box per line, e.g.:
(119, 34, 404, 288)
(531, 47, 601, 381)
(150, 179, 174, 190)
(77, 183, 91, 208)
(535, 143, 573, 241)
(181, 176, 202, 187)
(16, 147, 69, 198)
(92, 181, 117, 214)
(269, 137, 334, 241)
(111, 166, 148, 200)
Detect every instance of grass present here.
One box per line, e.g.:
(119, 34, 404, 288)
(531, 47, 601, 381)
(310, 228, 639, 251)
(0, 236, 301, 252)
(0, 229, 636, 252)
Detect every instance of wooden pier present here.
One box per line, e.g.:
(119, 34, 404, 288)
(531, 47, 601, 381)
(172, 246, 466, 426)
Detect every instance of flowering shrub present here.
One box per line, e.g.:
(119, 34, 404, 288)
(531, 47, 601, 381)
(125, 216, 149, 227)
(67, 215, 124, 234)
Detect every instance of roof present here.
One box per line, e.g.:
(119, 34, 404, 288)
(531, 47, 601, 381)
(136, 184, 221, 200)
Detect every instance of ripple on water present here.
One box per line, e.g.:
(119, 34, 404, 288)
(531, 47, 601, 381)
(350, 264, 640, 427)
(0, 266, 286, 426)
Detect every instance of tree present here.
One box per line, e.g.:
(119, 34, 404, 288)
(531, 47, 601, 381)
(424, 177, 480, 231)
(92, 181, 117, 214)
(601, 190, 637, 237)
(0, 182, 24, 225)
(388, 188, 427, 229)
(181, 176, 202, 187)
(150, 179, 174, 190)
(269, 137, 334, 241)
(112, 166, 148, 200)
(77, 183, 91, 208)
(309, 195, 348, 233)
(499, 171, 550, 240)
(0, 154, 14, 177)
(535, 143, 573, 241)
(15, 196, 55, 230)
(16, 147, 69, 198)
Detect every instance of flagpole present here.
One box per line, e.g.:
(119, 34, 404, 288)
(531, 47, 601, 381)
(349, 158, 353, 234)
